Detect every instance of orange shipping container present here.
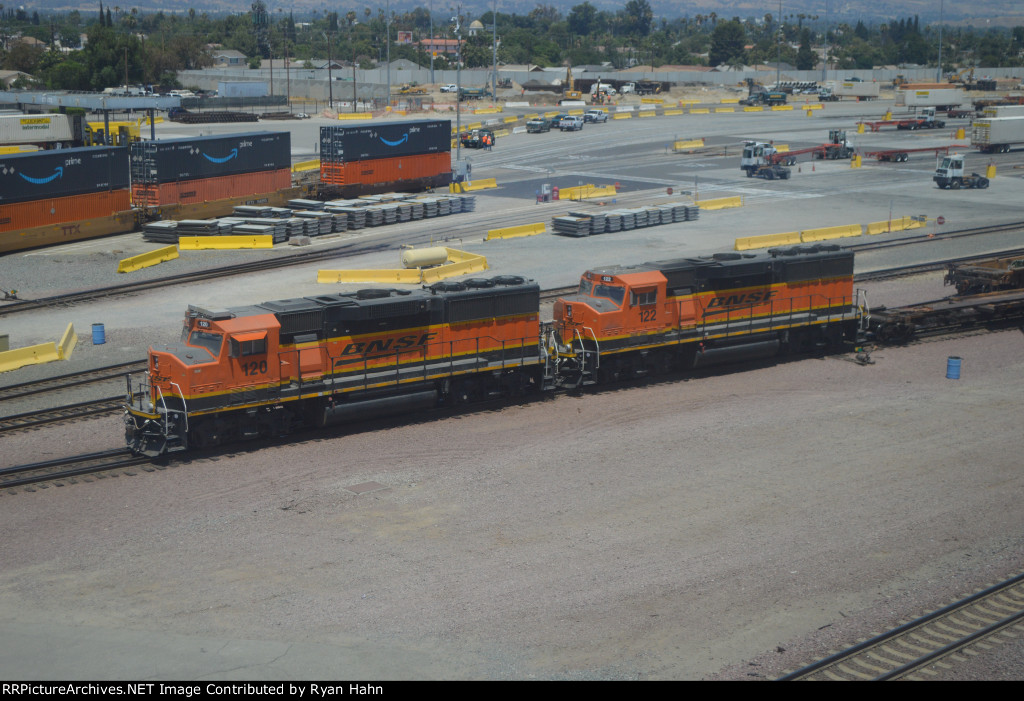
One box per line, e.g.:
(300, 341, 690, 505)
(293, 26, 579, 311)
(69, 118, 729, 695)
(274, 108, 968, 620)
(321, 152, 450, 187)
(0, 189, 132, 233)
(132, 168, 292, 207)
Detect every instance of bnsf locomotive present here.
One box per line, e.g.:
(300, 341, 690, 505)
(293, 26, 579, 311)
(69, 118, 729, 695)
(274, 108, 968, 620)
(125, 245, 862, 455)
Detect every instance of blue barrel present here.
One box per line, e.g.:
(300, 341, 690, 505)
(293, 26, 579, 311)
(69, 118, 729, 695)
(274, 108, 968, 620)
(946, 356, 962, 380)
(91, 323, 105, 345)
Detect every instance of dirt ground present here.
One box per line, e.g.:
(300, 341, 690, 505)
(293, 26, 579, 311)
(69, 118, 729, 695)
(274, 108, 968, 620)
(1, 323, 1022, 679)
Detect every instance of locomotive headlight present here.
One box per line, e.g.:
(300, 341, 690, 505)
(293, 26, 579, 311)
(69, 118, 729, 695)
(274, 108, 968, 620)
(566, 304, 573, 318)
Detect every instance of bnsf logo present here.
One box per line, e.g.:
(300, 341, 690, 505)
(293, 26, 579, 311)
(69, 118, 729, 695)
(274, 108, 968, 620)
(706, 290, 777, 308)
(336, 332, 436, 359)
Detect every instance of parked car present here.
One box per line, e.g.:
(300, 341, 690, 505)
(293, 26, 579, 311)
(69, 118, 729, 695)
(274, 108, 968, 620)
(440, 84, 457, 93)
(559, 115, 584, 131)
(584, 109, 608, 123)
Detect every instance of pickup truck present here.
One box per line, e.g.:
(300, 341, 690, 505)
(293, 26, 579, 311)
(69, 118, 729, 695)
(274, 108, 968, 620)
(440, 84, 457, 93)
(584, 109, 608, 123)
(527, 117, 552, 133)
(559, 115, 584, 131)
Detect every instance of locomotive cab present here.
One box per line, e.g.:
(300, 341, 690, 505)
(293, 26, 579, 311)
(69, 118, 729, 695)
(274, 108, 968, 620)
(125, 305, 281, 455)
(554, 268, 672, 347)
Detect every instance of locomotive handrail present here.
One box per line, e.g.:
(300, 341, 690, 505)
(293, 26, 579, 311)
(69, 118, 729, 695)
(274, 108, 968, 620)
(168, 382, 189, 434)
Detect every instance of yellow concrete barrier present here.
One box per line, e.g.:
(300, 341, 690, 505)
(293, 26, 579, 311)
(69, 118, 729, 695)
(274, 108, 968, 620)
(720, 98, 740, 104)
(473, 107, 501, 115)
(337, 113, 364, 120)
(743, 106, 764, 112)
(868, 216, 925, 234)
(639, 111, 655, 118)
(568, 109, 584, 116)
(771, 105, 794, 111)
(800, 224, 862, 242)
(559, 184, 618, 201)
(690, 108, 710, 114)
(663, 109, 684, 116)
(503, 115, 518, 123)
(673, 139, 705, 151)
(58, 322, 77, 361)
(317, 269, 423, 284)
(493, 129, 510, 138)
(117, 245, 179, 273)
(421, 248, 489, 283)
(0, 341, 60, 373)
(803, 104, 824, 111)
(466, 122, 482, 131)
(486, 222, 546, 241)
(734, 232, 802, 251)
(641, 98, 664, 104)
(715, 107, 735, 113)
(613, 113, 632, 120)
(292, 159, 321, 173)
(696, 196, 742, 211)
(544, 111, 560, 118)
(678, 99, 700, 106)
(178, 236, 273, 250)
(450, 178, 497, 193)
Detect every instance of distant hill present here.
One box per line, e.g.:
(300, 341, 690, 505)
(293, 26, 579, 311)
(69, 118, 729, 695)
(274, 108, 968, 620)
(29, 0, 1024, 26)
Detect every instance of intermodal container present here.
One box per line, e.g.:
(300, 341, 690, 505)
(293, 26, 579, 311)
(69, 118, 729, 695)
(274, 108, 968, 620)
(132, 168, 292, 207)
(0, 189, 132, 232)
(320, 120, 451, 163)
(320, 152, 451, 187)
(0, 146, 129, 204)
(130, 132, 290, 184)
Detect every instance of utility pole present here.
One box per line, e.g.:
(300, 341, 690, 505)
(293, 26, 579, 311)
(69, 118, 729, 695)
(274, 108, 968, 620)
(324, 32, 333, 108)
(776, 0, 782, 89)
(430, 0, 434, 84)
(454, 8, 462, 162)
(386, 0, 391, 109)
(491, 0, 497, 100)
(937, 0, 944, 81)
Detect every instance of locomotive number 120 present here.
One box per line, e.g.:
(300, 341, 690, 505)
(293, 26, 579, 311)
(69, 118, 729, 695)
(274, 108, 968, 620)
(242, 360, 268, 376)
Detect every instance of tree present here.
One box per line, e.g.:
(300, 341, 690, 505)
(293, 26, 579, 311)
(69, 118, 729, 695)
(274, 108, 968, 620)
(567, 2, 596, 37)
(622, 0, 652, 37)
(796, 28, 815, 70)
(708, 19, 745, 67)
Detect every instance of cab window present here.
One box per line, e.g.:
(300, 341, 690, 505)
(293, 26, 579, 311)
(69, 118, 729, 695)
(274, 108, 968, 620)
(593, 284, 625, 307)
(229, 336, 268, 358)
(188, 331, 223, 357)
(579, 278, 593, 295)
(631, 289, 657, 306)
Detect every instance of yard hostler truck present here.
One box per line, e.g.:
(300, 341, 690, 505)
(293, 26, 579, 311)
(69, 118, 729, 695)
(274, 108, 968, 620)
(740, 141, 791, 180)
(934, 154, 990, 189)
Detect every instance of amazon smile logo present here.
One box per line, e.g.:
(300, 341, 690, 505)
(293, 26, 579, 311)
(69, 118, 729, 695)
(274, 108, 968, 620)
(11, 166, 64, 184)
(201, 149, 238, 164)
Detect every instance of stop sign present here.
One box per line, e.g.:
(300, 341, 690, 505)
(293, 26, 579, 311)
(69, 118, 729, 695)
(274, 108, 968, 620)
(667, 187, 673, 195)
(937, 216, 946, 225)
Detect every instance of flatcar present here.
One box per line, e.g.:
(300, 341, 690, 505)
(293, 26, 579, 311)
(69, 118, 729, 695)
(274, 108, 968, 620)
(124, 245, 864, 455)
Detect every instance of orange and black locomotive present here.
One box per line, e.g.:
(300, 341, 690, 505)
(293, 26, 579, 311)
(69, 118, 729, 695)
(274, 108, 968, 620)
(125, 245, 863, 455)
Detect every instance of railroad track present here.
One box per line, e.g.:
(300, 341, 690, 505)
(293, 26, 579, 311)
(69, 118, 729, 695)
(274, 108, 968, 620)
(0, 395, 126, 435)
(778, 572, 1024, 680)
(0, 448, 154, 491)
(0, 360, 146, 402)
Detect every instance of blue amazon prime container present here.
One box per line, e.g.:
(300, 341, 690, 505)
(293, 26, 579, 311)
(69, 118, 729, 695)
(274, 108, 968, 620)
(0, 146, 130, 205)
(130, 132, 291, 185)
(320, 120, 451, 163)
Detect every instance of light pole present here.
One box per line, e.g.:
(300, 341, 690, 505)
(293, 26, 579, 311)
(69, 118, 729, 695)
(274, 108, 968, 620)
(430, 0, 434, 84)
(776, 0, 782, 89)
(386, 0, 392, 108)
(453, 9, 462, 162)
(491, 0, 497, 99)
(937, 0, 944, 81)
(323, 31, 333, 108)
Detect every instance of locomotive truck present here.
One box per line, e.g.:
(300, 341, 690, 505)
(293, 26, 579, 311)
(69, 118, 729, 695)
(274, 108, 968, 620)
(125, 246, 862, 456)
